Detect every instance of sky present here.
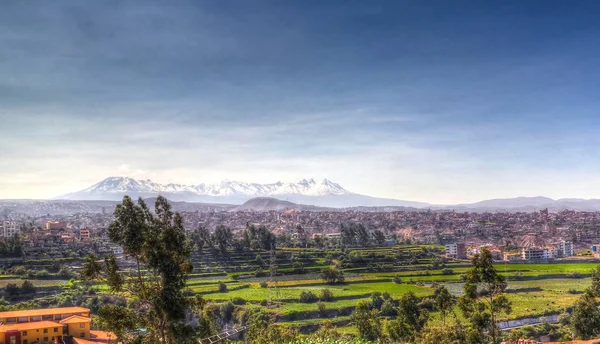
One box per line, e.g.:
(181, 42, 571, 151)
(2, 1, 600, 203)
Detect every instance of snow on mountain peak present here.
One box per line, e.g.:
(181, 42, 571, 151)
(78, 176, 352, 197)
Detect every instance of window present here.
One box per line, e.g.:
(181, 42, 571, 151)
(80, 323, 85, 328)
(44, 328, 48, 333)
(43, 337, 48, 342)
(54, 327, 58, 332)
(22, 331, 27, 336)
(80, 333, 85, 338)
(23, 340, 28, 344)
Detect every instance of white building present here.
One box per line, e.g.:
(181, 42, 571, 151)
(445, 243, 466, 259)
(521, 247, 550, 260)
(1, 221, 19, 238)
(558, 240, 574, 257)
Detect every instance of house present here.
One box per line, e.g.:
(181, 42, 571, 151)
(0, 307, 101, 344)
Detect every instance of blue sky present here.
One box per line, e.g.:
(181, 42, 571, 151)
(2, 1, 600, 203)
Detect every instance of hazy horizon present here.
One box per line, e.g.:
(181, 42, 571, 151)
(3, 1, 600, 203)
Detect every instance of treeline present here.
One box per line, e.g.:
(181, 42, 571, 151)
(188, 224, 276, 255)
(0, 236, 22, 258)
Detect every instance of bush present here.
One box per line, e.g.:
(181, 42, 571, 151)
(317, 302, 327, 316)
(260, 281, 268, 288)
(321, 266, 345, 284)
(380, 299, 397, 316)
(567, 272, 583, 279)
(568, 288, 578, 294)
(393, 275, 402, 284)
(442, 268, 454, 275)
(20, 280, 36, 295)
(259, 299, 268, 306)
(218, 281, 228, 293)
(299, 291, 319, 303)
(232, 297, 247, 305)
(320, 289, 335, 302)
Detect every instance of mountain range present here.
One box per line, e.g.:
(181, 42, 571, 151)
(54, 176, 600, 211)
(56, 176, 429, 208)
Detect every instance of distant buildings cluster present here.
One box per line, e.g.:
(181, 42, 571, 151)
(445, 240, 575, 262)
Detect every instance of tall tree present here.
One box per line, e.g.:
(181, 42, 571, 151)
(571, 290, 600, 339)
(458, 248, 511, 344)
(387, 291, 429, 342)
(434, 286, 455, 327)
(351, 300, 383, 341)
(81, 196, 193, 344)
(212, 225, 233, 254)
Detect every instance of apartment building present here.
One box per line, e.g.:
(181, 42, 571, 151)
(1, 221, 19, 238)
(445, 243, 466, 259)
(521, 247, 550, 261)
(558, 240, 574, 257)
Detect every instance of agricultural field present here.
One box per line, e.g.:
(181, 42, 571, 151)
(174, 246, 600, 333)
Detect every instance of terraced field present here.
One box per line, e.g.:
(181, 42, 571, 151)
(179, 246, 600, 332)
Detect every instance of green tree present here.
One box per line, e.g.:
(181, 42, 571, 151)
(458, 248, 511, 344)
(387, 291, 429, 342)
(321, 266, 345, 284)
(589, 265, 600, 297)
(571, 290, 600, 339)
(351, 300, 382, 341)
(81, 196, 193, 344)
(212, 225, 233, 254)
(434, 286, 455, 327)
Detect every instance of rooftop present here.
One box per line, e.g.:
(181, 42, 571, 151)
(0, 307, 90, 319)
(0, 321, 61, 332)
(60, 315, 92, 324)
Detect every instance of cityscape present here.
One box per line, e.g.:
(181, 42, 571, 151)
(3, 1, 600, 344)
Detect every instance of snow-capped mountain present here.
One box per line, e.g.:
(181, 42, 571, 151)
(56, 176, 429, 208)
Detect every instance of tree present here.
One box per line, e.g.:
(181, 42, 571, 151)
(321, 266, 345, 284)
(458, 248, 511, 344)
(352, 300, 382, 341)
(212, 225, 233, 254)
(81, 196, 193, 344)
(589, 264, 600, 297)
(434, 286, 455, 327)
(20, 280, 36, 294)
(387, 291, 429, 342)
(571, 290, 600, 339)
(373, 230, 386, 246)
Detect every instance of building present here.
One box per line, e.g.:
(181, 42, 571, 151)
(445, 243, 466, 259)
(79, 228, 91, 241)
(504, 253, 521, 261)
(557, 240, 574, 257)
(521, 247, 550, 261)
(45, 221, 67, 231)
(0, 307, 93, 344)
(592, 244, 600, 258)
(1, 221, 19, 238)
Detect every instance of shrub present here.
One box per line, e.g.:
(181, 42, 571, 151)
(232, 297, 247, 305)
(568, 288, 578, 294)
(259, 299, 268, 306)
(321, 266, 345, 284)
(393, 275, 402, 284)
(320, 289, 335, 302)
(220, 301, 234, 322)
(255, 268, 265, 277)
(218, 281, 228, 293)
(380, 299, 397, 316)
(442, 268, 454, 275)
(260, 281, 268, 288)
(567, 272, 583, 279)
(21, 280, 36, 295)
(299, 291, 319, 303)
(317, 302, 327, 316)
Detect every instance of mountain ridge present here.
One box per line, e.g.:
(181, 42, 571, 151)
(57, 176, 430, 208)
